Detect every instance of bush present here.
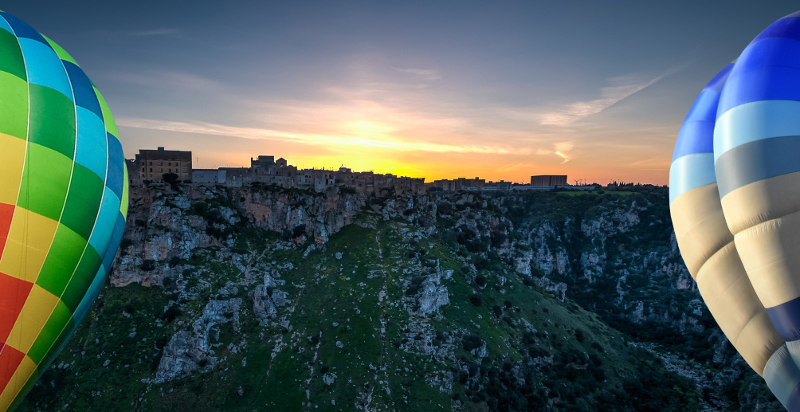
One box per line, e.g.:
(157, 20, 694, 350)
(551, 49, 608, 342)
(163, 172, 179, 187)
(492, 305, 503, 318)
(292, 224, 306, 238)
(141, 259, 156, 271)
(469, 294, 482, 306)
(405, 275, 426, 296)
(161, 306, 182, 323)
(462, 334, 482, 351)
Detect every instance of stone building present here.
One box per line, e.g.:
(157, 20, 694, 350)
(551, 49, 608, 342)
(219, 167, 249, 187)
(126, 159, 142, 187)
(192, 169, 220, 185)
(531, 175, 567, 187)
(136, 147, 192, 181)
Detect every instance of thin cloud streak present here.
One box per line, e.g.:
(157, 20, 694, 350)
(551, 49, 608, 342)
(393, 67, 442, 81)
(538, 64, 688, 126)
(110, 70, 223, 93)
(117, 117, 527, 155)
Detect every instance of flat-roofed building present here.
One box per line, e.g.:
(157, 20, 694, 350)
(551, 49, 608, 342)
(531, 174, 567, 187)
(192, 169, 219, 185)
(251, 155, 275, 172)
(218, 167, 249, 187)
(136, 147, 192, 181)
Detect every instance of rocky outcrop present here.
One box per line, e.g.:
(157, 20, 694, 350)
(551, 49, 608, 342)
(155, 298, 242, 383)
(417, 271, 450, 315)
(250, 272, 288, 326)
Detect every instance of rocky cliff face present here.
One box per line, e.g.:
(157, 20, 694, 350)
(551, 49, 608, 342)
(18, 183, 777, 411)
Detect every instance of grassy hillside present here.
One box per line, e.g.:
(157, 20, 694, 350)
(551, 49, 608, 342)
(19, 206, 701, 411)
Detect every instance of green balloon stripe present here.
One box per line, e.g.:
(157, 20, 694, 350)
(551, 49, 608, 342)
(0, 29, 25, 81)
(0, 72, 27, 140)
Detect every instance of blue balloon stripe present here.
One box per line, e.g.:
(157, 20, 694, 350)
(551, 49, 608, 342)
(75, 107, 108, 179)
(684, 89, 721, 123)
(669, 153, 716, 204)
(672, 120, 715, 161)
(72, 264, 106, 326)
(671, 65, 731, 161)
(753, 16, 800, 43)
(767, 297, 800, 342)
(106, 135, 125, 198)
(0, 14, 12, 34)
(63, 61, 102, 119)
(714, 100, 800, 160)
(718, 38, 800, 113)
(75, 212, 125, 324)
(17, 38, 73, 101)
(765, 345, 800, 409)
(716, 135, 800, 198)
(88, 188, 121, 253)
(704, 63, 733, 93)
(102, 214, 125, 270)
(0, 12, 46, 44)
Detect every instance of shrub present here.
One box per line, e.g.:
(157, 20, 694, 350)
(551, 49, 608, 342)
(462, 334, 482, 351)
(469, 294, 482, 306)
(141, 259, 156, 271)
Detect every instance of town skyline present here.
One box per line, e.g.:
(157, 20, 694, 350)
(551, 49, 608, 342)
(129, 146, 586, 190)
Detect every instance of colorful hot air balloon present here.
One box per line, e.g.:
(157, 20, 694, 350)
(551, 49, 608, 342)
(0, 11, 128, 411)
(672, 10, 800, 410)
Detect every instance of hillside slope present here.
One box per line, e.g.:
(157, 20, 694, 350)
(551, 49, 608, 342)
(16, 183, 775, 410)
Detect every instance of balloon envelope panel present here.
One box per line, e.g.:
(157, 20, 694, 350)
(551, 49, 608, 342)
(0, 12, 128, 410)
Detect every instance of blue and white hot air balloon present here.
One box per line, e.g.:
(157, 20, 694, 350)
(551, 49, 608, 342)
(671, 11, 800, 410)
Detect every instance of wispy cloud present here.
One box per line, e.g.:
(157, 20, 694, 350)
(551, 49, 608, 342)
(393, 67, 441, 81)
(111, 70, 223, 92)
(553, 141, 574, 163)
(530, 141, 575, 163)
(537, 65, 687, 126)
(128, 28, 181, 37)
(117, 117, 524, 155)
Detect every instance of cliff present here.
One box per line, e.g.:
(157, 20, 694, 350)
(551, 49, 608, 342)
(17, 183, 777, 411)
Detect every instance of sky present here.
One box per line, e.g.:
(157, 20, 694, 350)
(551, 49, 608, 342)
(2, 1, 798, 185)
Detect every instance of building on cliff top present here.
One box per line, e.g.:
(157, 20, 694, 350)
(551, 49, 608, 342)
(127, 150, 427, 195)
(531, 175, 567, 187)
(134, 147, 192, 182)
